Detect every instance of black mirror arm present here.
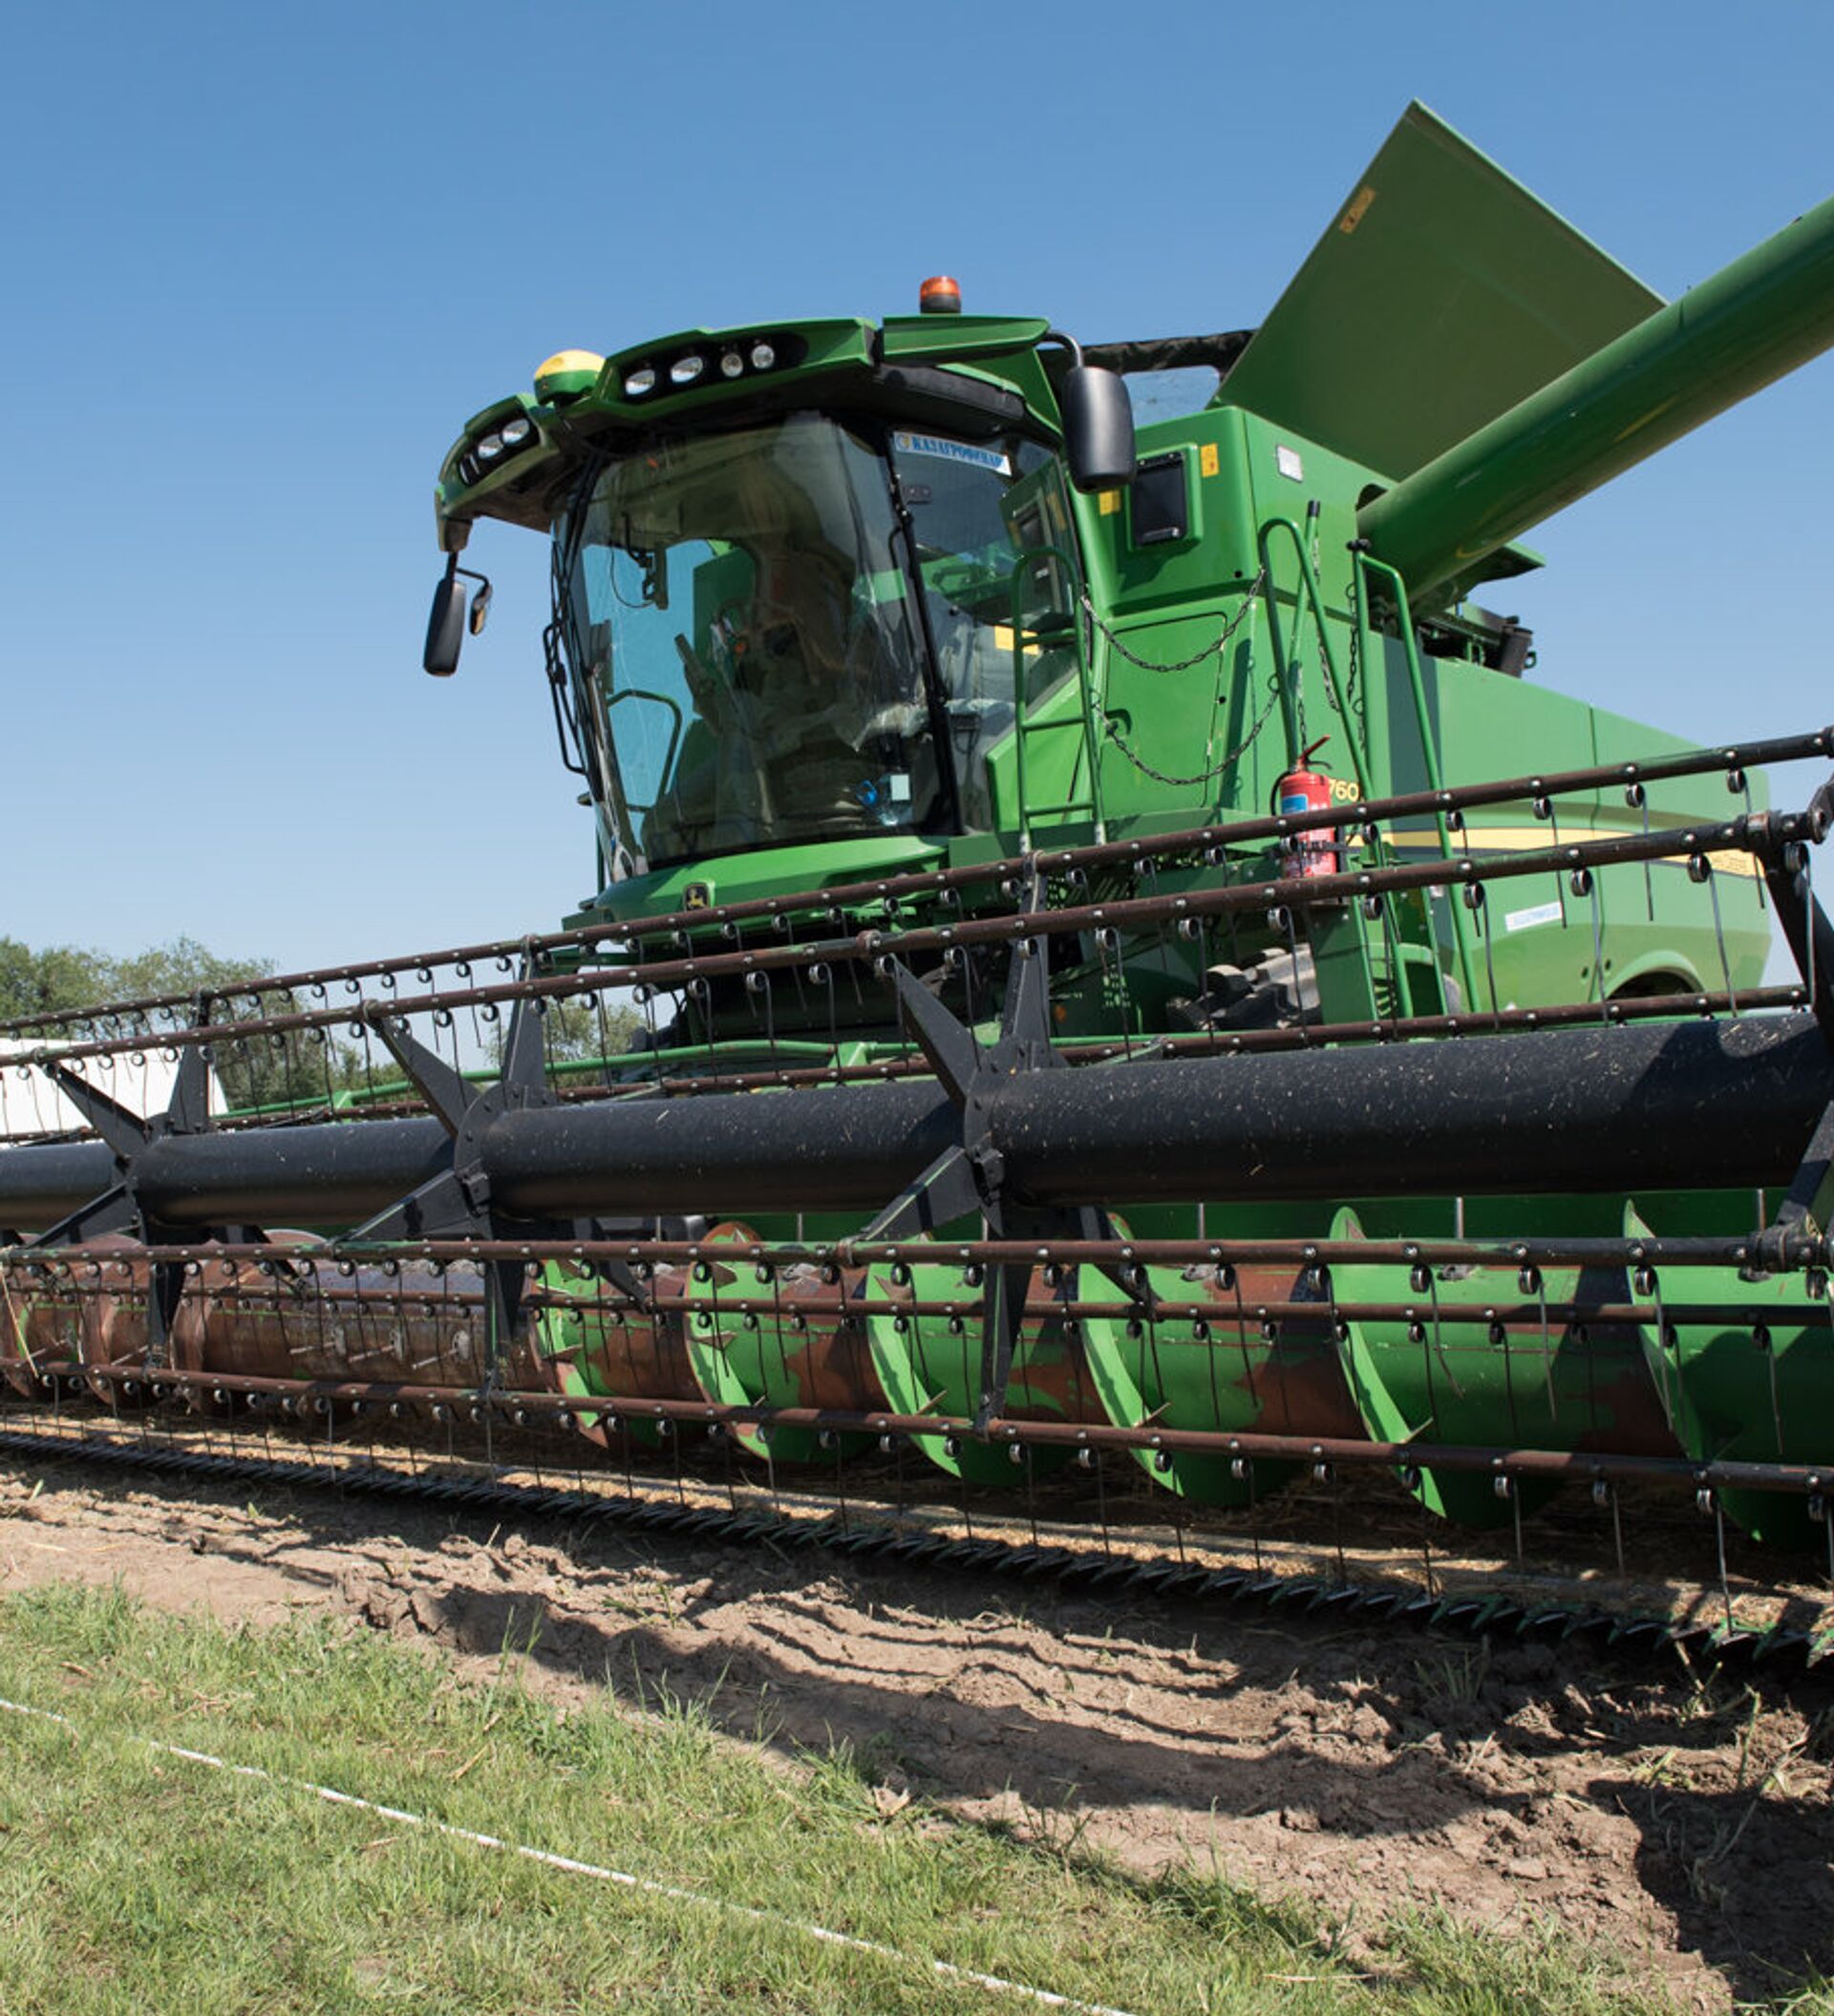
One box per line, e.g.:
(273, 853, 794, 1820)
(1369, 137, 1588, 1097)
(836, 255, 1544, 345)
(423, 558, 496, 676)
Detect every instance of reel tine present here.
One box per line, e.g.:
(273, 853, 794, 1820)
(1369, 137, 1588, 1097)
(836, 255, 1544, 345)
(1425, 1266, 1463, 1402)
(974, 1260, 1031, 1435)
(1700, 854, 1739, 1013)
(1631, 779, 1654, 922)
(1530, 1268, 1557, 1425)
(1760, 1318, 1786, 1467)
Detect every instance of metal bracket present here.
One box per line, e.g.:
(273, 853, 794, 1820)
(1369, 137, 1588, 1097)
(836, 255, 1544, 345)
(30, 1045, 222, 1362)
(869, 903, 1150, 1432)
(348, 990, 650, 1345)
(1752, 1094, 1834, 1275)
(1751, 791, 1834, 1269)
(1758, 789, 1834, 1049)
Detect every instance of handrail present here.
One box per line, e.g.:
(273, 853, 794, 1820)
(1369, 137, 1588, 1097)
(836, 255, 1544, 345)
(1256, 513, 1370, 792)
(1354, 548, 1482, 1015)
(1009, 545, 1105, 847)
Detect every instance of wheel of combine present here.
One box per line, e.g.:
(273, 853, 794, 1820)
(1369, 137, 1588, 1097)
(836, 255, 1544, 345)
(683, 1224, 882, 1465)
(1624, 1203, 1834, 1549)
(1330, 1207, 1678, 1528)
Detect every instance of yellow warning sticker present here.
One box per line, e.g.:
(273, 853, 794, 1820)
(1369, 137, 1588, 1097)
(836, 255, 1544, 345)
(1338, 184, 1376, 235)
(1098, 489, 1121, 516)
(1199, 441, 1220, 478)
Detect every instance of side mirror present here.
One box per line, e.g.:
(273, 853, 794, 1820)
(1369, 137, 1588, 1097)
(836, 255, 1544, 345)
(1060, 365, 1137, 493)
(424, 568, 467, 676)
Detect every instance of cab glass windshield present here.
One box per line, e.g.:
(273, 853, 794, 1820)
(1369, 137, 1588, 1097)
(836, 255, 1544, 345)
(888, 428, 1075, 828)
(556, 412, 1079, 872)
(558, 415, 938, 869)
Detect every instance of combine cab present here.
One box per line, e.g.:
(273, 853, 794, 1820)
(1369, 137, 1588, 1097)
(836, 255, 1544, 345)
(4, 106, 1834, 1648)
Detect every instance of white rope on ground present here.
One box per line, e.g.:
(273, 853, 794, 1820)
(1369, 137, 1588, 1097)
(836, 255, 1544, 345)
(0, 1693, 1146, 2016)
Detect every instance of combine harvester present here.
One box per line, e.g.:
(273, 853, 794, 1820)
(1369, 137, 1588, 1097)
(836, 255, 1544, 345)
(5, 106, 1834, 1657)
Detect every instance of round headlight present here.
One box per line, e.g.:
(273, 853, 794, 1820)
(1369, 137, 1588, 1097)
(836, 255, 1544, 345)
(624, 366, 657, 397)
(749, 341, 776, 371)
(670, 354, 705, 386)
(475, 433, 504, 463)
(500, 417, 533, 447)
(719, 351, 744, 379)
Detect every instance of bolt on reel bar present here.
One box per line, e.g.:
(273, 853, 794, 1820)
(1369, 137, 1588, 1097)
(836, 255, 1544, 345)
(4, 728, 1834, 1623)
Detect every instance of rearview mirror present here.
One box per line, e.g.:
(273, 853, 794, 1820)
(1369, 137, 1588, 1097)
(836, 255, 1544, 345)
(424, 569, 467, 676)
(1060, 365, 1137, 493)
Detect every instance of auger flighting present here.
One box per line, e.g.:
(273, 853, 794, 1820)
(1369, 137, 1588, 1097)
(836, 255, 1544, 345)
(6, 105, 1834, 1619)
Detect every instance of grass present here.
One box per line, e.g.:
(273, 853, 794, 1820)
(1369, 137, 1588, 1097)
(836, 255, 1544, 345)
(0, 1583, 1713, 2014)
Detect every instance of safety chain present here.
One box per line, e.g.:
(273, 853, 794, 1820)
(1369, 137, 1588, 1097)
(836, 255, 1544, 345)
(1104, 675, 1285, 789)
(1336, 563, 1363, 725)
(1078, 567, 1268, 674)
(1084, 566, 1276, 789)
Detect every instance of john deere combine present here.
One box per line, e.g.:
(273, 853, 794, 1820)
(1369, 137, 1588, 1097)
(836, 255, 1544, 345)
(5, 106, 1834, 1649)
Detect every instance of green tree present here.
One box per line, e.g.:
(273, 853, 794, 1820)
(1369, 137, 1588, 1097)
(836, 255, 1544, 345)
(0, 938, 132, 1021)
(0, 936, 648, 1121)
(481, 990, 644, 1078)
(0, 935, 352, 1114)
(0, 934, 272, 1025)
(537, 993, 644, 1064)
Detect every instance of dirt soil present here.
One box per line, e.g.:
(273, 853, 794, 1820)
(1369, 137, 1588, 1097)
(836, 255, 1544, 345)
(0, 1459, 1828, 2012)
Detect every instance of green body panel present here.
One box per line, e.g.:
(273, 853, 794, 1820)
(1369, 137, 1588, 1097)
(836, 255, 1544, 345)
(579, 832, 946, 929)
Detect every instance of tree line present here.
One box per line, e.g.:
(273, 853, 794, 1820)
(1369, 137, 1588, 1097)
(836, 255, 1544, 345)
(0, 936, 641, 1115)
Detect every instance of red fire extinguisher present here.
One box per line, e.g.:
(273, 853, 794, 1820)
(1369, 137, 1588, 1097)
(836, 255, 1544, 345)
(1274, 737, 1343, 881)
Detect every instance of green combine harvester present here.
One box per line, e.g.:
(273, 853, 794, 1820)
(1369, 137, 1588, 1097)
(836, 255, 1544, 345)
(4, 105, 1834, 1646)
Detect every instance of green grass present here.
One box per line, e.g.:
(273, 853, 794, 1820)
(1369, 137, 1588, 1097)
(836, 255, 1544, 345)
(0, 1583, 1694, 2014)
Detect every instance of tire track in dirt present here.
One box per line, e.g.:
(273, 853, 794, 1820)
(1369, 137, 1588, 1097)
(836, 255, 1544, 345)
(1, 1461, 1828, 2011)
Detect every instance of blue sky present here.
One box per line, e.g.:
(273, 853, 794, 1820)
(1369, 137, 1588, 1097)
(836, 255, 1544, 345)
(2, 0, 1830, 975)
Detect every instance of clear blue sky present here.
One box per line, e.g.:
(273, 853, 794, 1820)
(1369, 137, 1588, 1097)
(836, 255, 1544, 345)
(2, 0, 1829, 975)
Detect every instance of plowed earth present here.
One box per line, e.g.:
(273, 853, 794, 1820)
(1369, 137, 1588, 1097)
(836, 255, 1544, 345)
(0, 1461, 1828, 2012)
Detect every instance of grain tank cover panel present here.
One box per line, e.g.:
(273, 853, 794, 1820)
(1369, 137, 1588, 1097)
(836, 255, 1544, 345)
(1220, 102, 1664, 481)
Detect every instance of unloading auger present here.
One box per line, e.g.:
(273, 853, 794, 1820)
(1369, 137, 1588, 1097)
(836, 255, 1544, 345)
(5, 106, 1834, 1638)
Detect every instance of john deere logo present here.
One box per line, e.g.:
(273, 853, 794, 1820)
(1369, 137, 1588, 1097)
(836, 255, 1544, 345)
(683, 882, 712, 910)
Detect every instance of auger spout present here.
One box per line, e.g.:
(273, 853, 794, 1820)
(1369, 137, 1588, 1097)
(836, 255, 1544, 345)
(1357, 192, 1834, 605)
